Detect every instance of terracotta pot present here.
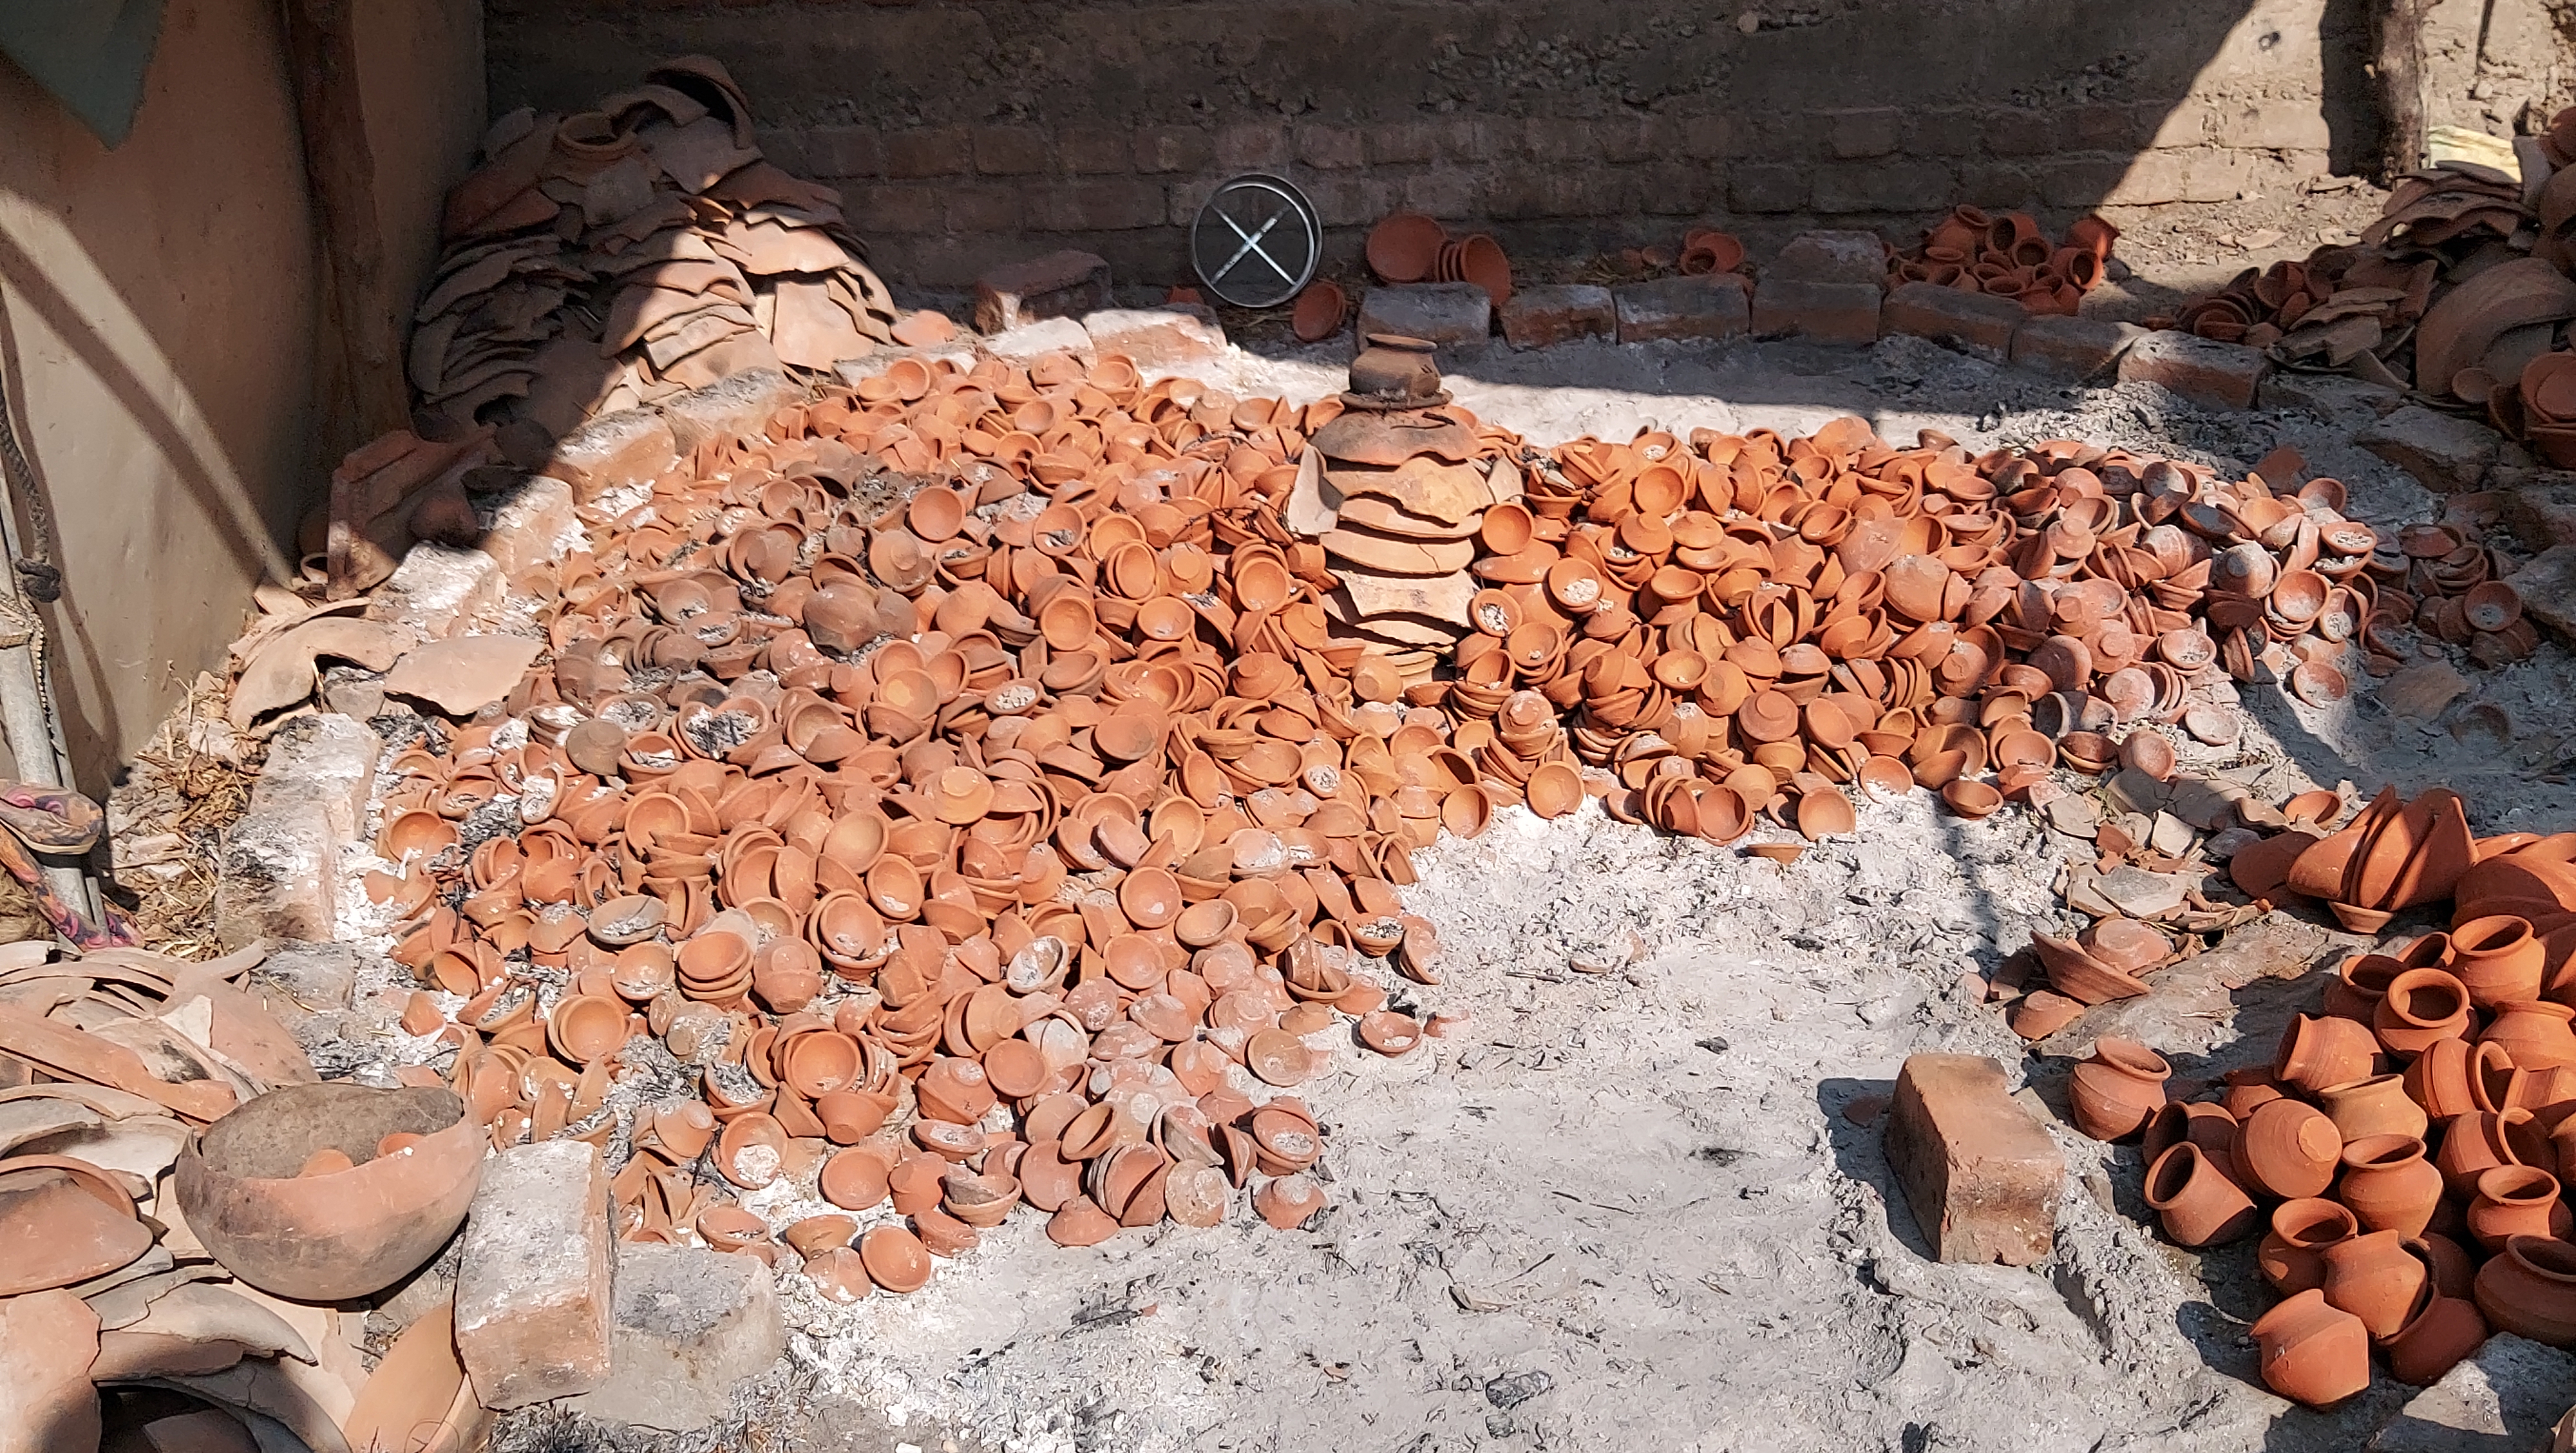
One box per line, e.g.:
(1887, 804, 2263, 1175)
(1291, 280, 1349, 344)
(2382, 1289, 2488, 1385)
(2237, 1098, 2342, 1200)
(173, 1083, 484, 1302)
(2315, 1072, 2429, 1144)
(2373, 967, 2471, 1056)
(2454, 915, 2546, 1006)
(2249, 1288, 2371, 1407)
(2468, 1164, 2576, 1250)
(2338, 1133, 2445, 1238)
(2474, 1234, 2576, 1345)
(2405, 1038, 2498, 1119)
(2320, 1227, 2429, 1338)
(1365, 213, 1446, 284)
(2416, 1231, 2481, 1300)
(2144, 1142, 2258, 1246)
(2437, 1108, 2550, 1195)
(2275, 1013, 2381, 1096)
(2259, 1198, 2357, 1295)
(2142, 1101, 2238, 1169)
(2486, 1000, 2576, 1070)
(2069, 1036, 2170, 1141)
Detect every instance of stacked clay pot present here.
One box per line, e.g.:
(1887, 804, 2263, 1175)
(359, 338, 2484, 1302)
(2081, 826, 2576, 1406)
(1364, 211, 1511, 306)
(1886, 205, 2118, 316)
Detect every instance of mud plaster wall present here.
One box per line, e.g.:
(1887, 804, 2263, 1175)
(488, 0, 2559, 289)
(0, 0, 482, 786)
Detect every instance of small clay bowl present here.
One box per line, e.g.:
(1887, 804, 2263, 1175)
(1940, 780, 2004, 820)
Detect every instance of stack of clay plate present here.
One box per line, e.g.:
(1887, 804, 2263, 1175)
(415, 54, 899, 448)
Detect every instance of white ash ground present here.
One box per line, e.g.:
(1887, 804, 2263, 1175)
(429, 334, 2576, 1450)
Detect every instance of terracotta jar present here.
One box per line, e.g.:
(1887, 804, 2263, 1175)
(2315, 1073, 2429, 1144)
(2237, 1098, 2343, 1201)
(2454, 915, 2545, 1007)
(2144, 1143, 2258, 1246)
(2435, 1108, 2549, 1197)
(2381, 1287, 2490, 1385)
(2404, 1038, 2488, 1119)
(2275, 1013, 2380, 1096)
(2414, 1231, 2481, 1300)
(2222, 1068, 2287, 1120)
(2259, 1199, 2357, 1295)
(2467, 1164, 2576, 1250)
(2249, 1289, 2371, 1407)
(2474, 1235, 2576, 1345)
(2070, 1037, 2171, 1141)
(2338, 1134, 2445, 1239)
(2372, 967, 2471, 1056)
(2142, 1101, 2237, 1170)
(2325, 952, 2405, 1023)
(2319, 1228, 2429, 1338)
(2485, 1000, 2576, 1071)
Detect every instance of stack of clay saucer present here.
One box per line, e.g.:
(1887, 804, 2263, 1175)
(1290, 337, 1520, 682)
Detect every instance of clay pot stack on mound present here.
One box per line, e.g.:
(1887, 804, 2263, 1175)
(1885, 205, 2119, 316)
(413, 55, 901, 450)
(2078, 821, 2576, 1409)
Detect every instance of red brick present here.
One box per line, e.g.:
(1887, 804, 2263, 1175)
(1059, 126, 1130, 175)
(1366, 120, 1441, 166)
(1594, 113, 1659, 162)
(540, 408, 676, 505)
(1134, 126, 1213, 174)
(884, 126, 971, 178)
(1729, 164, 1806, 213)
(1612, 276, 1749, 343)
(804, 124, 882, 178)
(973, 126, 1049, 176)
(1501, 284, 1617, 349)
(974, 249, 1113, 334)
(455, 1141, 614, 1409)
(1881, 281, 2025, 353)
(1750, 278, 1882, 345)
(943, 182, 1022, 233)
(851, 182, 942, 234)
(1024, 180, 1168, 233)
(1215, 122, 1289, 169)
(2118, 330, 2269, 410)
(1296, 123, 1367, 169)
(2011, 314, 2145, 379)
(1401, 171, 1479, 220)
(1883, 1053, 2063, 1266)
(1304, 175, 1399, 227)
(1525, 120, 1598, 164)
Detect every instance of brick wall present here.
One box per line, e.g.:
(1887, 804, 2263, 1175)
(483, 0, 2490, 293)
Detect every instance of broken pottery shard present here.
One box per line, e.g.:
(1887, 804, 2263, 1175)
(453, 1141, 613, 1410)
(1317, 527, 1476, 576)
(0, 1288, 100, 1453)
(2382, 660, 2472, 721)
(383, 635, 545, 716)
(1327, 455, 1494, 524)
(345, 1304, 481, 1453)
(1884, 1054, 2063, 1266)
(2096, 865, 2191, 920)
(1285, 449, 1335, 537)
(228, 617, 407, 730)
(0, 1159, 152, 1295)
(1334, 493, 1481, 540)
(1332, 571, 1477, 629)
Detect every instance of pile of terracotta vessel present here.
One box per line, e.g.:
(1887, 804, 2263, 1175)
(1886, 205, 2120, 316)
(2072, 787, 2576, 1406)
(2181, 109, 2576, 466)
(323, 314, 2503, 1307)
(0, 942, 498, 1451)
(412, 55, 900, 445)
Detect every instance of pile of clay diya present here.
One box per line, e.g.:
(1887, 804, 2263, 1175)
(360, 337, 2425, 1301)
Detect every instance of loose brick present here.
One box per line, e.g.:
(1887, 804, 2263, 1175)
(884, 125, 971, 178)
(2117, 329, 2269, 411)
(2496, 470, 2576, 551)
(661, 368, 808, 456)
(1881, 281, 2025, 354)
(1767, 230, 1889, 287)
(1750, 278, 1882, 345)
(1500, 284, 1617, 350)
(802, 124, 882, 179)
(2356, 403, 2510, 493)
(363, 544, 503, 641)
(2506, 544, 2576, 644)
(1081, 307, 1227, 367)
(1356, 283, 1492, 354)
(2010, 314, 2145, 379)
(1826, 108, 1902, 158)
(455, 1141, 614, 1410)
(1883, 1053, 2063, 1266)
(1611, 276, 1750, 345)
(539, 408, 675, 504)
(973, 251, 1113, 334)
(972, 126, 1048, 176)
(476, 475, 582, 582)
(564, 1242, 786, 1435)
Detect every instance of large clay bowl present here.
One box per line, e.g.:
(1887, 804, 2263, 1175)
(175, 1083, 484, 1300)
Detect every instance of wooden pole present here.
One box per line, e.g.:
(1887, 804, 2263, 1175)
(2373, 0, 2430, 180)
(279, 0, 412, 448)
